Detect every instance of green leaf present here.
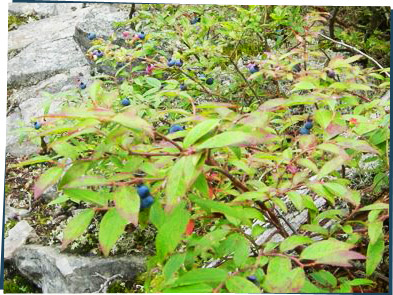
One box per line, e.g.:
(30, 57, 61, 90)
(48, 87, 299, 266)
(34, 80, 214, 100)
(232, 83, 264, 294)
(196, 131, 251, 150)
(10, 155, 52, 168)
(310, 270, 337, 288)
(225, 276, 260, 293)
(360, 203, 389, 211)
(315, 109, 333, 129)
(34, 167, 63, 199)
(99, 208, 128, 256)
(163, 284, 213, 293)
(300, 238, 366, 267)
(63, 189, 108, 206)
(163, 253, 186, 281)
(165, 158, 187, 212)
(296, 158, 318, 173)
(366, 236, 384, 276)
(146, 77, 162, 88)
(183, 119, 220, 148)
(156, 203, 190, 260)
(193, 173, 209, 197)
(48, 194, 69, 206)
(368, 221, 383, 245)
(233, 235, 250, 267)
(173, 268, 227, 287)
(323, 182, 360, 206)
(293, 81, 316, 91)
(149, 200, 166, 229)
(317, 156, 346, 179)
(111, 110, 153, 136)
(287, 191, 305, 211)
(114, 187, 140, 226)
(348, 278, 375, 286)
(62, 209, 95, 250)
(280, 235, 313, 252)
(301, 224, 329, 236)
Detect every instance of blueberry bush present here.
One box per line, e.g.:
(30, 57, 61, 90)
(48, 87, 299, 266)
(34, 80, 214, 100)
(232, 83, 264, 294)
(18, 5, 390, 293)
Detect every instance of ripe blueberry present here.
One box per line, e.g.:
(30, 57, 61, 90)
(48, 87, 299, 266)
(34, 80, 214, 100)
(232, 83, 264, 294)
(299, 127, 310, 135)
(80, 82, 87, 89)
(326, 69, 336, 79)
(137, 185, 150, 199)
(140, 195, 154, 210)
(34, 122, 41, 130)
(249, 64, 259, 74)
(87, 32, 96, 40)
(169, 124, 184, 134)
(190, 17, 201, 25)
(167, 59, 176, 67)
(180, 83, 187, 91)
(247, 275, 258, 283)
(121, 98, 130, 106)
(206, 78, 214, 85)
(175, 59, 183, 67)
(138, 32, 145, 40)
(292, 63, 301, 73)
(95, 50, 104, 58)
(304, 121, 313, 130)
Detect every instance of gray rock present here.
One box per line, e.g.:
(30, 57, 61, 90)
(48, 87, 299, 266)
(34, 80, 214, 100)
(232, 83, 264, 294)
(74, 5, 129, 51)
(8, 36, 89, 88)
(8, 7, 90, 55)
(13, 245, 146, 293)
(5, 221, 35, 260)
(4, 205, 30, 223)
(8, 3, 86, 19)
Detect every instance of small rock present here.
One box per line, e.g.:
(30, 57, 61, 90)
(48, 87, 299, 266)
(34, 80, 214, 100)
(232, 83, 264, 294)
(4, 220, 35, 260)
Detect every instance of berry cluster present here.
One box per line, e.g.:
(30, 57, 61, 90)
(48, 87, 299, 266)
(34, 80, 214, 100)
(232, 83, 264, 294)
(137, 184, 154, 210)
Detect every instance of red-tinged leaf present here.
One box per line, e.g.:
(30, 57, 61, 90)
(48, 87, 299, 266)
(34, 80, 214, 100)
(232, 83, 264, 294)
(326, 122, 346, 137)
(99, 208, 128, 256)
(34, 167, 63, 199)
(185, 219, 195, 236)
(258, 99, 287, 111)
(58, 161, 91, 189)
(113, 187, 140, 226)
(300, 239, 366, 267)
(63, 189, 108, 206)
(226, 276, 261, 293)
(165, 157, 187, 212)
(62, 209, 95, 250)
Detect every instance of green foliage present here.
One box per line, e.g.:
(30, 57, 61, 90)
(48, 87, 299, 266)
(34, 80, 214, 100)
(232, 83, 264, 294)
(23, 4, 389, 293)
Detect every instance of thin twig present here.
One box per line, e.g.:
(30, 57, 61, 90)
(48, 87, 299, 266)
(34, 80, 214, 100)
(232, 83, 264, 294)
(154, 131, 184, 151)
(318, 33, 389, 77)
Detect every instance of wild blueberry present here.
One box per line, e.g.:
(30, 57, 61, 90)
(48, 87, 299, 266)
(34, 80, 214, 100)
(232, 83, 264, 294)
(95, 50, 104, 58)
(80, 82, 87, 89)
(249, 64, 259, 74)
(190, 17, 201, 25)
(138, 32, 145, 40)
(167, 59, 176, 67)
(169, 124, 184, 134)
(304, 121, 313, 130)
(206, 78, 214, 85)
(87, 32, 96, 40)
(180, 83, 187, 91)
(292, 63, 301, 73)
(137, 185, 150, 199)
(247, 275, 258, 284)
(326, 69, 336, 79)
(175, 59, 183, 67)
(299, 127, 310, 135)
(140, 195, 154, 210)
(121, 98, 130, 106)
(34, 122, 41, 130)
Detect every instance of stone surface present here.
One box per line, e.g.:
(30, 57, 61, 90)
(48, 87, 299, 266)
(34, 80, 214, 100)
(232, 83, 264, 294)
(13, 245, 146, 293)
(8, 7, 91, 55)
(8, 3, 86, 19)
(4, 221, 35, 260)
(8, 36, 89, 88)
(4, 205, 30, 223)
(74, 5, 129, 51)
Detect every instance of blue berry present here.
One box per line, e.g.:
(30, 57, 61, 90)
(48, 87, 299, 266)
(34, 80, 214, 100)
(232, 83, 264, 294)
(175, 59, 183, 67)
(180, 83, 187, 91)
(190, 17, 201, 25)
(140, 195, 154, 210)
(138, 32, 145, 40)
(206, 78, 214, 85)
(80, 82, 87, 89)
(87, 32, 96, 40)
(34, 122, 42, 130)
(304, 121, 313, 130)
(249, 65, 259, 74)
(169, 124, 184, 134)
(247, 275, 257, 283)
(299, 127, 310, 135)
(121, 98, 130, 106)
(167, 59, 176, 67)
(327, 69, 336, 79)
(95, 50, 103, 58)
(137, 185, 150, 199)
